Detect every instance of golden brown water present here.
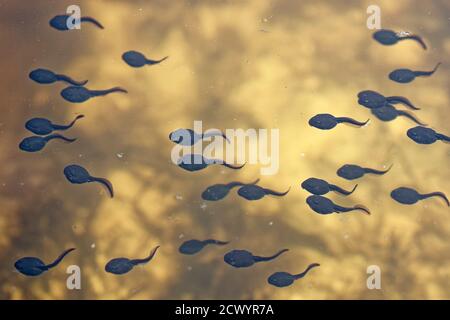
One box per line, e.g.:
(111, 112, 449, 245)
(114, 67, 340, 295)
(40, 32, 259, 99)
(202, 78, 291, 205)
(0, 0, 449, 299)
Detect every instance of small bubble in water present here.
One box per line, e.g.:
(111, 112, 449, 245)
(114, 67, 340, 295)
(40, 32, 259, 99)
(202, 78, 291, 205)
(175, 194, 183, 200)
(117, 152, 124, 158)
(179, 233, 184, 239)
(200, 203, 207, 210)
(268, 221, 274, 226)
(91, 243, 96, 249)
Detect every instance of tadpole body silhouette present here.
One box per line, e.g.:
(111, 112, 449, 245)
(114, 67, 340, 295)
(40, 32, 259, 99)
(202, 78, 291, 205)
(169, 128, 229, 146)
(337, 164, 392, 180)
(407, 126, 450, 145)
(201, 179, 259, 201)
(371, 105, 426, 125)
(224, 249, 289, 268)
(391, 187, 449, 207)
(49, 15, 103, 31)
(29, 68, 88, 86)
(309, 113, 368, 130)
(358, 90, 419, 110)
(306, 195, 370, 215)
(63, 164, 114, 198)
(267, 263, 320, 288)
(25, 115, 84, 135)
(105, 246, 160, 275)
(179, 239, 229, 255)
(122, 51, 168, 68)
(61, 86, 127, 103)
(14, 248, 75, 277)
(177, 154, 245, 172)
(19, 134, 76, 152)
(301, 178, 357, 196)
(237, 184, 290, 201)
(373, 29, 426, 49)
(389, 63, 441, 84)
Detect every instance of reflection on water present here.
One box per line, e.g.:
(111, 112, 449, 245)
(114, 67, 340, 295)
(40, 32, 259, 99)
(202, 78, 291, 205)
(0, 0, 449, 299)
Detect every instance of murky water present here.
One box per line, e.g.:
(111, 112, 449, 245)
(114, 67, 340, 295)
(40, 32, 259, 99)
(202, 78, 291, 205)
(0, 0, 449, 299)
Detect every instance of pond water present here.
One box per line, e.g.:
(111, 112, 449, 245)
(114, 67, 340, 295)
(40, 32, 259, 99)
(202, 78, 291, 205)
(0, 0, 449, 299)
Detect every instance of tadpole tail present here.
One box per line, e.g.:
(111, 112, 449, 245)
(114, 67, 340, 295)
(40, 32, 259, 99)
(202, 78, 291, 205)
(329, 183, 358, 195)
(93, 87, 128, 96)
(400, 34, 427, 50)
(131, 246, 160, 265)
(81, 16, 104, 29)
(421, 192, 450, 207)
(363, 164, 393, 175)
(397, 110, 427, 126)
(45, 134, 77, 143)
(254, 249, 289, 262)
(414, 62, 441, 77)
(337, 117, 369, 127)
(248, 178, 260, 185)
(436, 133, 450, 142)
(146, 56, 169, 65)
(53, 115, 85, 130)
(294, 263, 320, 280)
(353, 205, 371, 215)
(386, 96, 420, 110)
(204, 239, 230, 246)
(222, 162, 246, 170)
(263, 187, 290, 197)
(56, 74, 88, 86)
(91, 177, 114, 198)
(334, 204, 370, 215)
(44, 248, 76, 269)
(337, 204, 371, 215)
(106, 87, 128, 94)
(226, 178, 259, 189)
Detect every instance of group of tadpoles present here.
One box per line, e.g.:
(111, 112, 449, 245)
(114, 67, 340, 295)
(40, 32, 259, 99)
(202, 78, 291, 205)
(305, 29, 449, 215)
(167, 128, 314, 287)
(18, 13, 173, 198)
(13, 12, 449, 292)
(308, 29, 449, 147)
(167, 129, 292, 202)
(15, 12, 318, 288)
(15, 13, 167, 277)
